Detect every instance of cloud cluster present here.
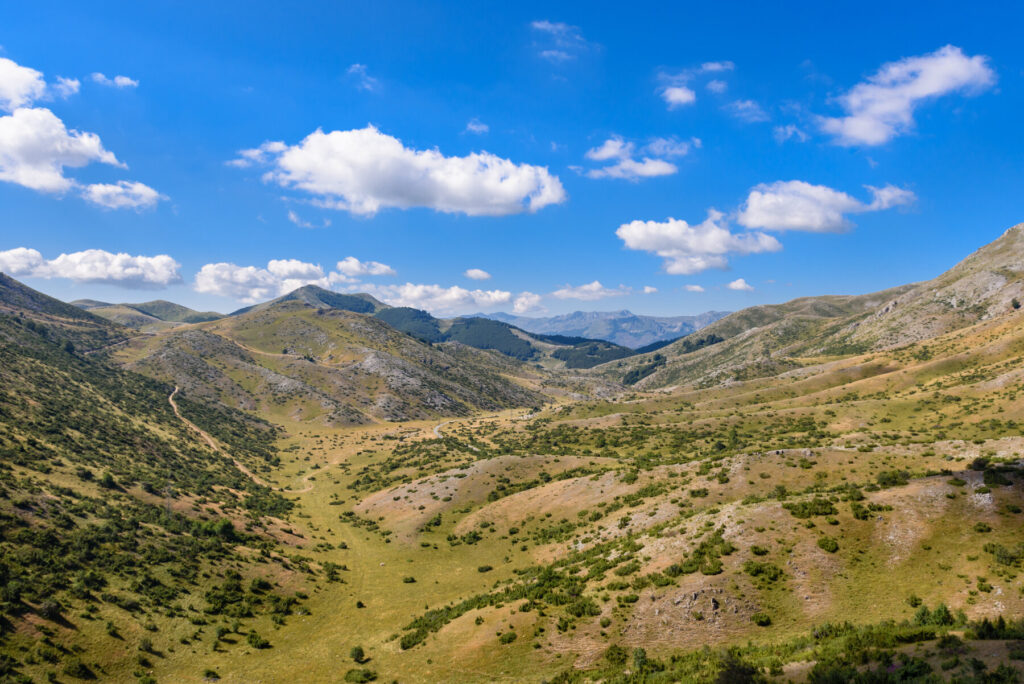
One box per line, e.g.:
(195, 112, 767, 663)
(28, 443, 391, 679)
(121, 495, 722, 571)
(512, 291, 543, 314)
(819, 45, 995, 146)
(617, 210, 781, 274)
(0, 247, 180, 287)
(232, 125, 566, 217)
(737, 180, 915, 232)
(91, 73, 138, 88)
(551, 280, 631, 301)
(194, 256, 395, 303)
(0, 57, 162, 209)
(530, 20, 592, 63)
(362, 282, 512, 313)
(583, 135, 697, 181)
(659, 61, 734, 109)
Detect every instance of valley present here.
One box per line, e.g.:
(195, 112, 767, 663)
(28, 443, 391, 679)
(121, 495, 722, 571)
(2, 226, 1024, 683)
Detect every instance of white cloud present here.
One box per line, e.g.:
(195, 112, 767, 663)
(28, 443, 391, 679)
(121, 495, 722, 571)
(233, 125, 565, 217)
(82, 181, 164, 210)
(726, 99, 769, 122)
(0, 58, 46, 111)
(530, 20, 591, 62)
(0, 247, 180, 287)
(551, 280, 630, 301)
(661, 86, 696, 109)
(53, 77, 80, 99)
(337, 256, 396, 277)
(773, 124, 808, 143)
(464, 268, 491, 280)
(465, 118, 488, 134)
(727, 278, 754, 291)
(513, 291, 543, 314)
(0, 106, 122, 192)
(819, 45, 995, 146)
(685, 284, 705, 292)
(362, 282, 512, 314)
(583, 135, 696, 181)
(286, 210, 330, 229)
(701, 61, 735, 73)
(195, 263, 286, 303)
(736, 180, 915, 232)
(346, 64, 379, 91)
(643, 286, 657, 294)
(706, 79, 727, 94)
(91, 73, 138, 88)
(617, 209, 781, 275)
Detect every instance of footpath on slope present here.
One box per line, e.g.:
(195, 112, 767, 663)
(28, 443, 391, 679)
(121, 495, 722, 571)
(168, 386, 314, 494)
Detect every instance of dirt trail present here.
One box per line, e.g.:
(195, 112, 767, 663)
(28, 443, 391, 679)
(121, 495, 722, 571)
(432, 419, 480, 451)
(168, 386, 314, 494)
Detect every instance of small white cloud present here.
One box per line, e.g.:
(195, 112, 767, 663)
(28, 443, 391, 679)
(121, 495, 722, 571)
(0, 247, 180, 287)
(819, 45, 995, 146)
(736, 180, 915, 232)
(727, 278, 754, 291)
(661, 85, 696, 109)
(232, 125, 566, 217)
(336, 256, 396, 277)
(773, 124, 808, 143)
(346, 63, 379, 91)
(700, 61, 735, 73)
(82, 181, 164, 210)
(531, 20, 591, 62)
(464, 268, 491, 280)
(53, 77, 80, 99)
(361, 282, 511, 314)
(513, 291, 543, 314)
(685, 284, 705, 292)
(643, 286, 657, 294)
(0, 57, 46, 111)
(465, 118, 488, 134)
(616, 209, 781, 275)
(551, 280, 630, 301)
(726, 99, 769, 122)
(706, 79, 727, 94)
(286, 210, 330, 229)
(91, 73, 138, 88)
(583, 135, 694, 181)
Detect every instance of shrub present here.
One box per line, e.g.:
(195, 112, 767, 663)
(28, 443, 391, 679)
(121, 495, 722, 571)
(246, 631, 270, 649)
(817, 537, 839, 553)
(343, 669, 377, 683)
(498, 631, 517, 644)
(350, 645, 366, 663)
(751, 612, 772, 626)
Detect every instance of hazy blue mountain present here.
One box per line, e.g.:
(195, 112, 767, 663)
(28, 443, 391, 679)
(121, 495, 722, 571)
(477, 309, 729, 348)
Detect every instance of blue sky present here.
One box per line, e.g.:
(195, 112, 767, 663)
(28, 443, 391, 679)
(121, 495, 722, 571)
(1, 1, 1021, 316)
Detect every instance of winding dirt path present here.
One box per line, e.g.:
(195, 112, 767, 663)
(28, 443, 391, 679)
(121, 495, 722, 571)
(168, 386, 314, 494)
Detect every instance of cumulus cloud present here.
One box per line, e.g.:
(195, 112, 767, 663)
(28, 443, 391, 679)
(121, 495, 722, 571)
(725, 99, 769, 122)
(659, 61, 734, 109)
(0, 57, 163, 208)
(232, 125, 566, 217)
(617, 209, 781, 275)
(513, 291, 543, 314)
(336, 256, 396, 277)
(736, 180, 915, 232)
(685, 284, 705, 292)
(551, 280, 630, 301)
(91, 73, 138, 88)
(465, 118, 488, 134)
(583, 135, 696, 181)
(464, 268, 491, 280)
(0, 58, 46, 111)
(0, 106, 122, 192)
(819, 45, 995, 146)
(362, 282, 512, 314)
(727, 278, 754, 291)
(0, 247, 180, 287)
(346, 64, 379, 91)
(82, 181, 164, 210)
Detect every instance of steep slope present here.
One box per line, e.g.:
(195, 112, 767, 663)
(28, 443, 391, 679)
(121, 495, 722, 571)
(612, 223, 1024, 390)
(482, 308, 730, 348)
(118, 299, 547, 424)
(230, 284, 387, 316)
